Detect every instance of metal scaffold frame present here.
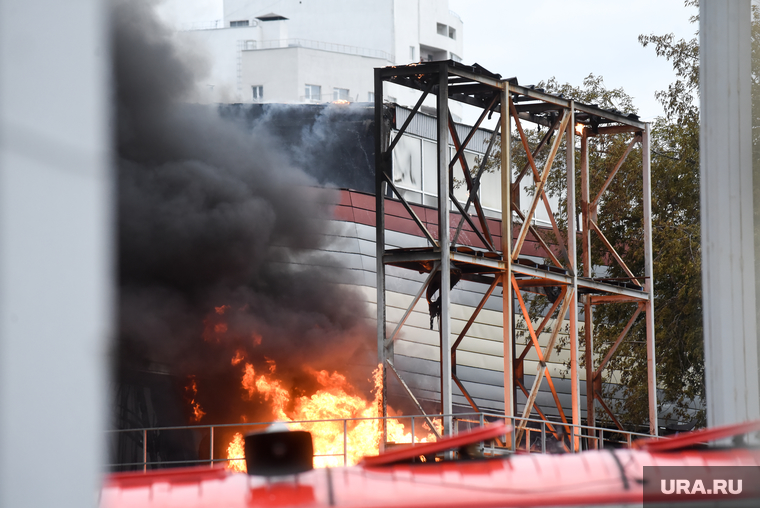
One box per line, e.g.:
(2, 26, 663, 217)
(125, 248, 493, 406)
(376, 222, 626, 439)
(374, 60, 656, 451)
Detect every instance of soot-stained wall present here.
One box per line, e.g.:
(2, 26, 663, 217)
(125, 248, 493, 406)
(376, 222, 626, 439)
(219, 103, 377, 194)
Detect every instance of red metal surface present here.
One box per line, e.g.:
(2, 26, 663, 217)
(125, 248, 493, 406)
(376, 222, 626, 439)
(361, 423, 510, 467)
(633, 418, 760, 452)
(101, 446, 760, 508)
(334, 189, 562, 259)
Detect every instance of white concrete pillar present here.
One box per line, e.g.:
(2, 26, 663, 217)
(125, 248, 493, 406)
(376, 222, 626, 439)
(0, 0, 112, 506)
(700, 0, 760, 427)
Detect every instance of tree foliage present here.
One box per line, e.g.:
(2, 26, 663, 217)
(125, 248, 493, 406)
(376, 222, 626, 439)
(632, 15, 702, 427)
(489, 2, 704, 429)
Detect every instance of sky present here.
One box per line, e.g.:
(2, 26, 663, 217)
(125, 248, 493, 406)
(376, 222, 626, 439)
(157, 0, 698, 123)
(448, 0, 697, 123)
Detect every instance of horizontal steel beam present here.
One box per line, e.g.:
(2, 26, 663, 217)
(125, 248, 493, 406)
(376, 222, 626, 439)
(514, 102, 562, 114)
(574, 103, 646, 129)
(593, 125, 644, 136)
(383, 250, 439, 265)
(508, 84, 646, 129)
(446, 66, 503, 89)
(516, 112, 553, 128)
(509, 83, 571, 108)
(378, 63, 442, 78)
(380, 62, 502, 89)
(579, 278, 649, 300)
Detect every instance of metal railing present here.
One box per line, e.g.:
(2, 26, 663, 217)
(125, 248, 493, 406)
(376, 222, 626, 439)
(106, 412, 656, 472)
(180, 20, 224, 31)
(298, 94, 356, 104)
(243, 38, 393, 61)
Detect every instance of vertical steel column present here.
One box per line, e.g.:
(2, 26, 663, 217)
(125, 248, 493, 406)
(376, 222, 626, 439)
(143, 429, 147, 472)
(642, 124, 658, 436)
(566, 103, 581, 452)
(374, 69, 389, 449)
(437, 64, 453, 436)
(209, 426, 214, 467)
(500, 84, 514, 437)
(343, 419, 348, 465)
(580, 132, 595, 435)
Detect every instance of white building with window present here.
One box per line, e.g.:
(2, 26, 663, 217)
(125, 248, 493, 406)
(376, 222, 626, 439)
(179, 0, 464, 113)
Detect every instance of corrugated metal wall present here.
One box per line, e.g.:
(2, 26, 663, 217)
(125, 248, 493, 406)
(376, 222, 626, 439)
(324, 196, 590, 423)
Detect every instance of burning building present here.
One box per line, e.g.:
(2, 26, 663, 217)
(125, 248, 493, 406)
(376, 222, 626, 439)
(110, 0, 675, 471)
(111, 0, 382, 468)
(112, 0, 459, 469)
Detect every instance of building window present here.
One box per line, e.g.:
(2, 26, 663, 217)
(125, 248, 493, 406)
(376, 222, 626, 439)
(409, 46, 416, 61)
(436, 23, 447, 36)
(230, 20, 249, 27)
(450, 52, 462, 63)
(251, 85, 263, 102)
(333, 88, 350, 101)
(393, 135, 422, 193)
(305, 84, 321, 101)
(368, 92, 375, 102)
(448, 26, 456, 39)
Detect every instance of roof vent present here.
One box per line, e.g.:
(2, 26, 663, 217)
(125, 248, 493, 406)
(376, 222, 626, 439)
(244, 424, 313, 476)
(256, 13, 288, 21)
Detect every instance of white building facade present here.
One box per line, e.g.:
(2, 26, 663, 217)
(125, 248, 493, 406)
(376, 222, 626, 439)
(180, 0, 463, 112)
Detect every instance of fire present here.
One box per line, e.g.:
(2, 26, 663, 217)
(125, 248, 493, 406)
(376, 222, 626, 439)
(332, 99, 350, 105)
(203, 304, 238, 343)
(185, 375, 205, 422)
(193, 305, 439, 471)
(226, 432, 246, 473)
(252, 367, 290, 421)
(226, 360, 439, 470)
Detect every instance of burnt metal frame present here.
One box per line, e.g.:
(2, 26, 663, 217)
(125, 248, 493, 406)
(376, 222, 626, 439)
(374, 61, 656, 450)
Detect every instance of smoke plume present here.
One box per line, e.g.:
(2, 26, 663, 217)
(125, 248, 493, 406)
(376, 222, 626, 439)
(113, 0, 375, 423)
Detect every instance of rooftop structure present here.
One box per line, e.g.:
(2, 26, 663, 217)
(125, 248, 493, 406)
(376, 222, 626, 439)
(180, 0, 463, 117)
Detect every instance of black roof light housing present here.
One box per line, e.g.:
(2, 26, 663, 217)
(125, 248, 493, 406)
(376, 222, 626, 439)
(244, 424, 314, 476)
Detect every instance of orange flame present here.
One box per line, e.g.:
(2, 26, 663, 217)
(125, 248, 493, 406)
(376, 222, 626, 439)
(242, 363, 257, 399)
(231, 350, 245, 365)
(226, 432, 246, 473)
(226, 360, 438, 470)
(185, 376, 206, 423)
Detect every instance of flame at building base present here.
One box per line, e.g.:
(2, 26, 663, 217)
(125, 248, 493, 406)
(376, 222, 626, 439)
(227, 433, 246, 473)
(225, 361, 439, 470)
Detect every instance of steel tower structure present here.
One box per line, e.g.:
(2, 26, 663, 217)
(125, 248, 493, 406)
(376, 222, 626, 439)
(374, 61, 655, 450)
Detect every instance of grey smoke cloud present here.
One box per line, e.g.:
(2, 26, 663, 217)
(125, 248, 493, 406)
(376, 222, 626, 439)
(113, 0, 375, 415)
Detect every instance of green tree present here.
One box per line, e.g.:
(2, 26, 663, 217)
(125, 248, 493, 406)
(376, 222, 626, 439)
(486, 2, 704, 429)
(633, 13, 702, 427)
(546, 73, 700, 428)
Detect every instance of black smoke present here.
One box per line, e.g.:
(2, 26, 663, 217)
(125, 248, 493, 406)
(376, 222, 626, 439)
(113, 0, 375, 426)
